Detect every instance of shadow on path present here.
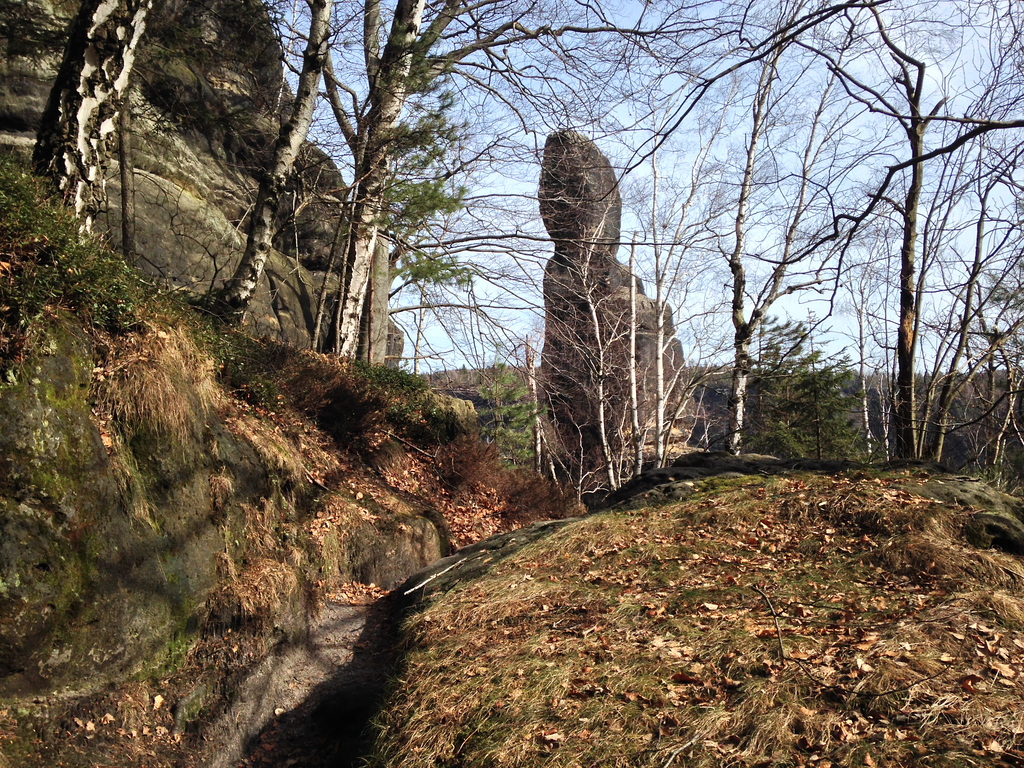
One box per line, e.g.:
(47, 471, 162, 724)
(232, 596, 401, 768)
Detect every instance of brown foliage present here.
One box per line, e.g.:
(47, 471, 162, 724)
(438, 435, 580, 527)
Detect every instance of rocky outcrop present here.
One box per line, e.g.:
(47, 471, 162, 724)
(0, 315, 443, 699)
(0, 0, 357, 349)
(603, 451, 1024, 559)
(538, 131, 680, 483)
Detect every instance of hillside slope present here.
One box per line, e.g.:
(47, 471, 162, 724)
(0, 157, 575, 767)
(374, 466, 1024, 767)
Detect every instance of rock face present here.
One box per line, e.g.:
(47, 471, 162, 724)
(539, 131, 679, 484)
(0, 0, 385, 351)
(0, 317, 443, 698)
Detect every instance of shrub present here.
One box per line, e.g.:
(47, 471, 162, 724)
(0, 155, 147, 364)
(438, 435, 579, 525)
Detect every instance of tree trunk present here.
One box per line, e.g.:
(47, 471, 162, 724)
(357, 238, 392, 363)
(628, 240, 643, 478)
(893, 131, 924, 459)
(729, 333, 752, 455)
(218, 0, 333, 319)
(311, 208, 349, 351)
(335, 0, 426, 356)
(118, 88, 137, 259)
(34, 0, 153, 232)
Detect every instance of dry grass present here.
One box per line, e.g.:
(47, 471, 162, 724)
(371, 472, 1024, 767)
(95, 325, 222, 528)
(96, 325, 220, 444)
(225, 413, 305, 490)
(214, 556, 301, 622)
(107, 436, 155, 527)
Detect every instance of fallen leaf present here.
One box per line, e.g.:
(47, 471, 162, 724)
(153, 694, 164, 710)
(960, 674, 984, 694)
(991, 661, 1016, 678)
(671, 671, 704, 685)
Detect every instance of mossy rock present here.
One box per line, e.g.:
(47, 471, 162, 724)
(0, 320, 288, 697)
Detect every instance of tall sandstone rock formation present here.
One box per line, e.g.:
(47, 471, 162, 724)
(539, 131, 680, 485)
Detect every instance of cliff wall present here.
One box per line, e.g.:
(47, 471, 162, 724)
(0, 0, 340, 346)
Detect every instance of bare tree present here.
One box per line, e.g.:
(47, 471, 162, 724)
(713, 40, 849, 454)
(217, 0, 334, 319)
(915, 144, 1024, 460)
(626, 100, 733, 465)
(34, 0, 153, 231)
(317, 0, 673, 360)
(795, 1, 1024, 458)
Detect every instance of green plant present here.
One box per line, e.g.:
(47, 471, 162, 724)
(0, 155, 147, 363)
(746, 319, 864, 460)
(345, 360, 453, 442)
(480, 363, 536, 467)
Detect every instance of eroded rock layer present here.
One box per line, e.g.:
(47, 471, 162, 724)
(0, 0, 345, 347)
(539, 131, 680, 484)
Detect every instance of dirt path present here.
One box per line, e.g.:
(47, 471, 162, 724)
(208, 520, 583, 768)
(227, 597, 399, 768)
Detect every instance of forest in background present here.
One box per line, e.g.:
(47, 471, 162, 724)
(16, 0, 1024, 494)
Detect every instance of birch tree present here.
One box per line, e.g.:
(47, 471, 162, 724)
(627, 101, 733, 467)
(217, 0, 334, 319)
(321, 0, 660, 359)
(715, 45, 849, 454)
(33, 0, 153, 232)
(797, 1, 1024, 458)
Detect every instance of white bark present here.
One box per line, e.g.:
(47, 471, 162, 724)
(219, 0, 333, 317)
(628, 238, 643, 478)
(335, 0, 427, 356)
(526, 339, 544, 475)
(34, 0, 152, 232)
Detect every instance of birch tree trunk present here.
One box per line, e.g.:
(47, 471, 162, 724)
(628, 239, 643, 478)
(34, 0, 153, 232)
(118, 88, 137, 259)
(356, 239, 393, 363)
(526, 339, 544, 475)
(335, 0, 427, 357)
(725, 93, 762, 456)
(586, 282, 618, 491)
(218, 0, 333, 319)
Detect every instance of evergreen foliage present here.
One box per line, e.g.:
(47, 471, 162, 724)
(745, 319, 864, 460)
(0, 155, 146, 365)
(480, 364, 535, 467)
(384, 91, 472, 293)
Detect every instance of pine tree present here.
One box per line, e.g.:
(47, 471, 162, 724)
(746, 320, 864, 460)
(480, 364, 535, 467)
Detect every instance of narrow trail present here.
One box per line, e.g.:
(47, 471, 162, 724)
(220, 520, 576, 768)
(231, 597, 400, 768)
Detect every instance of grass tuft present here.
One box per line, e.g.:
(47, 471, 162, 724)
(96, 324, 221, 444)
